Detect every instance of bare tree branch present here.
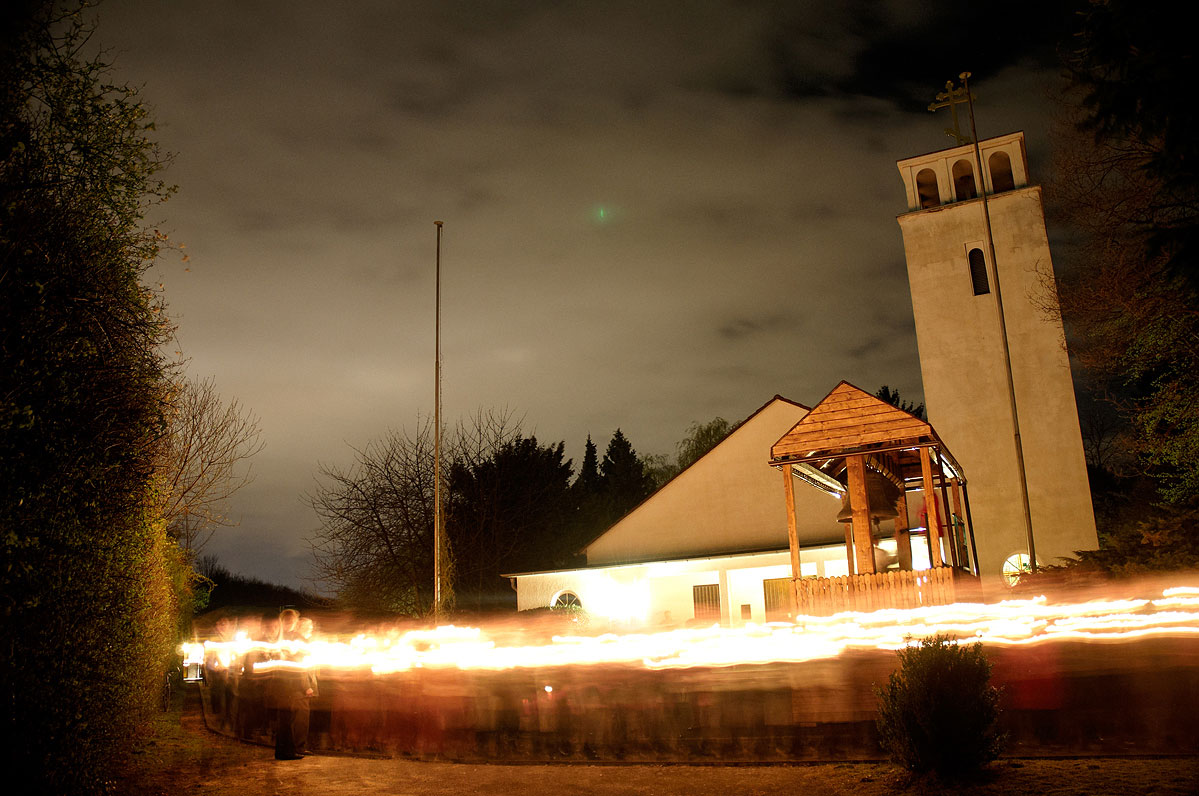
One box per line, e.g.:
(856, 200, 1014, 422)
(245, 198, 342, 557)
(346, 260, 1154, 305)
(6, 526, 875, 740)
(307, 409, 531, 615)
(156, 375, 264, 559)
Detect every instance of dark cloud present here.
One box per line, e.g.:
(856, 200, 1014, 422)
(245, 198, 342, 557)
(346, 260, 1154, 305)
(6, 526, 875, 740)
(233, 210, 289, 235)
(846, 334, 889, 361)
(841, 1, 1075, 111)
(717, 313, 793, 342)
(696, 1, 1073, 113)
(789, 202, 841, 223)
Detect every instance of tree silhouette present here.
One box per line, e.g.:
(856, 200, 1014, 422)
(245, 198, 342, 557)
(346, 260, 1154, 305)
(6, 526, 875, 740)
(875, 385, 926, 420)
(574, 435, 601, 495)
(675, 417, 734, 471)
(600, 429, 654, 525)
(1052, 1, 1199, 502)
(565, 434, 606, 555)
(310, 413, 577, 615)
(309, 422, 439, 615)
(449, 434, 573, 611)
(159, 376, 264, 560)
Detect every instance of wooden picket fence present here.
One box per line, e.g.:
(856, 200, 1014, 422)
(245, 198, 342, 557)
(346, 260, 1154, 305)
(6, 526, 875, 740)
(795, 567, 977, 616)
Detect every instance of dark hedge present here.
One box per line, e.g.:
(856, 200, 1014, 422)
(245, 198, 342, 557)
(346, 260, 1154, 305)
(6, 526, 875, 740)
(1, 3, 183, 792)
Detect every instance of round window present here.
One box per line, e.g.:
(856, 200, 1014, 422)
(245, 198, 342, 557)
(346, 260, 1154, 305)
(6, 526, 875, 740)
(1002, 553, 1033, 587)
(552, 591, 582, 610)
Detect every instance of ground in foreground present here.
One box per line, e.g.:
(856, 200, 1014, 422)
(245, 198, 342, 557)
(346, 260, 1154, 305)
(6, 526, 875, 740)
(116, 690, 1197, 796)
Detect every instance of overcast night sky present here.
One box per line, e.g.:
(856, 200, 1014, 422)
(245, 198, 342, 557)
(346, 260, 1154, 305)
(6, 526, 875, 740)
(95, 1, 1076, 591)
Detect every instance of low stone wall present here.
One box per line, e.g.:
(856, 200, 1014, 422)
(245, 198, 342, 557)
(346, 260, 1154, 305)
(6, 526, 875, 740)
(199, 637, 1199, 761)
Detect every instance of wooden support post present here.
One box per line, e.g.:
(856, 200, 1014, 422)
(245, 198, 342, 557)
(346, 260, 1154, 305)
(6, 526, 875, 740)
(962, 482, 981, 575)
(919, 446, 943, 567)
(895, 490, 913, 570)
(782, 466, 802, 615)
(951, 478, 967, 572)
(843, 522, 855, 574)
(846, 455, 876, 575)
(935, 453, 959, 569)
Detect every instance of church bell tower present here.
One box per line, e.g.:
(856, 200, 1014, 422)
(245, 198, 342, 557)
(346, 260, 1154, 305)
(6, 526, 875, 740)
(896, 128, 1098, 580)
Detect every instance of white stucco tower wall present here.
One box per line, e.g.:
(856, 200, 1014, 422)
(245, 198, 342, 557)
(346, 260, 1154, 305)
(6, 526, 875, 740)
(895, 131, 1097, 578)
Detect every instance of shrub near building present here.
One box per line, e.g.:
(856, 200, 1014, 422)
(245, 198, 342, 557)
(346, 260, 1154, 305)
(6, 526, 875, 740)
(875, 635, 1005, 779)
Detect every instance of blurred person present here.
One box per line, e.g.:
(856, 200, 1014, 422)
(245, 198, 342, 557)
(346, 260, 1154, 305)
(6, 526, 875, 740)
(298, 616, 314, 641)
(261, 616, 281, 645)
(293, 616, 319, 754)
(279, 608, 301, 642)
(273, 610, 315, 760)
(208, 616, 238, 731)
(236, 615, 272, 740)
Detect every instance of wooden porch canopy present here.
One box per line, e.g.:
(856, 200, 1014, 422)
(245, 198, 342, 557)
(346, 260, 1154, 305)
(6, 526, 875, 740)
(770, 381, 978, 581)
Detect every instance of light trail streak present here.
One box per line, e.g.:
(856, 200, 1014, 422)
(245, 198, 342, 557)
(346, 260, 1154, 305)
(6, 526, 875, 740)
(181, 585, 1199, 675)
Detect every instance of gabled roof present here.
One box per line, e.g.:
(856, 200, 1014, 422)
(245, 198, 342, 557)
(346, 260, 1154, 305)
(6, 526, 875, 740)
(770, 381, 947, 465)
(578, 394, 842, 566)
(578, 394, 810, 553)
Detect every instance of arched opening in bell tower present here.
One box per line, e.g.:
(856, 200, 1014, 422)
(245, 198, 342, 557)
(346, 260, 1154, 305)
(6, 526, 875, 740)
(952, 159, 977, 200)
(916, 168, 940, 208)
(989, 151, 1015, 193)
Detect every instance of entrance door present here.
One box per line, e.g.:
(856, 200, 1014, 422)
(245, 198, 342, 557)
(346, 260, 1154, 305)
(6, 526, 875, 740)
(692, 584, 720, 622)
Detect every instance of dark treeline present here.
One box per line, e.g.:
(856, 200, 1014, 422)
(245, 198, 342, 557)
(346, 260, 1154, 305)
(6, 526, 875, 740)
(1038, 0, 1199, 579)
(195, 556, 324, 615)
(310, 417, 690, 616)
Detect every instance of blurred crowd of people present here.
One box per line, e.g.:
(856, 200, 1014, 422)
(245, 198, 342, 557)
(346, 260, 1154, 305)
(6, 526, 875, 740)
(195, 613, 1194, 762)
(202, 609, 318, 760)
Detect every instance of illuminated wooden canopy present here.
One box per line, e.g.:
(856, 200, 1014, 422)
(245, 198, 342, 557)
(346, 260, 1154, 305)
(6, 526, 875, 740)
(770, 381, 962, 479)
(770, 382, 977, 590)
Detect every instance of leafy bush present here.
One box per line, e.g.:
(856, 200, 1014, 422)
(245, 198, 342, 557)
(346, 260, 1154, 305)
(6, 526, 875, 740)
(875, 635, 1004, 778)
(1079, 502, 1199, 574)
(1013, 502, 1199, 595)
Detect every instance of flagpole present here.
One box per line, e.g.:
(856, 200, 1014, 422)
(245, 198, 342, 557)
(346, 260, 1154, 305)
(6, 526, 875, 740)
(433, 220, 443, 619)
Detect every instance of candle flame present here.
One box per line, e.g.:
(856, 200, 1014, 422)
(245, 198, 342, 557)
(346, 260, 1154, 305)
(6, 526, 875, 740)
(181, 585, 1199, 675)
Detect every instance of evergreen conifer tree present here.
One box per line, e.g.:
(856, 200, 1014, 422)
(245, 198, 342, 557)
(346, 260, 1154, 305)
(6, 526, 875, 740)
(574, 434, 601, 495)
(565, 434, 605, 555)
(599, 429, 654, 525)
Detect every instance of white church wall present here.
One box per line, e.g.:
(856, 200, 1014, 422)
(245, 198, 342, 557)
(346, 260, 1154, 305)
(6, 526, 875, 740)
(514, 543, 873, 628)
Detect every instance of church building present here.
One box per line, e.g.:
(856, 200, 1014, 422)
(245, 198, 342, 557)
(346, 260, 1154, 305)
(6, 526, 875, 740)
(507, 129, 1098, 626)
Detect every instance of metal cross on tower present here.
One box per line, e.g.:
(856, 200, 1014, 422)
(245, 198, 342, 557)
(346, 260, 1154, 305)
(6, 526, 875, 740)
(927, 77, 975, 145)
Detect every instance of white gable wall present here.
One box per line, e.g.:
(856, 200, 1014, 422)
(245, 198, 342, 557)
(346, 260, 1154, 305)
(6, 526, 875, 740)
(584, 398, 845, 567)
